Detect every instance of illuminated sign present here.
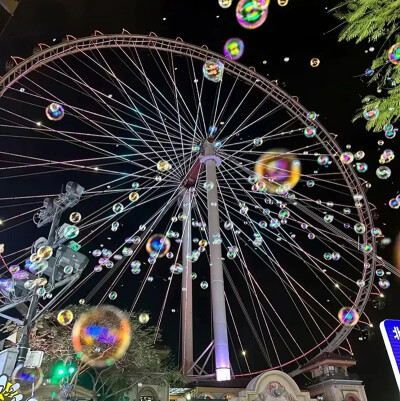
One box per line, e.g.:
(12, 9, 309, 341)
(380, 319, 400, 392)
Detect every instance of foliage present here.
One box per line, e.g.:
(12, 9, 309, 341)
(0, 305, 183, 401)
(333, 0, 400, 131)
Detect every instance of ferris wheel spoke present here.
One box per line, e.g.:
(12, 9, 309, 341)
(82, 48, 186, 176)
(193, 195, 275, 366)
(216, 164, 361, 299)
(195, 193, 309, 363)
(215, 167, 354, 317)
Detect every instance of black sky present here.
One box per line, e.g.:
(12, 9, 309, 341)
(0, 1, 400, 400)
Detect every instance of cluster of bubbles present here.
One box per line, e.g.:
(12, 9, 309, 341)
(203, 60, 224, 83)
(388, 43, 400, 65)
(254, 148, 301, 194)
(45, 103, 65, 121)
(223, 38, 245, 60)
(236, 0, 268, 29)
(323, 252, 341, 261)
(338, 307, 359, 327)
(383, 124, 397, 139)
(72, 305, 131, 367)
(379, 149, 395, 164)
(227, 246, 239, 259)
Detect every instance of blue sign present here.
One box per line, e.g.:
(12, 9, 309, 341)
(380, 320, 400, 392)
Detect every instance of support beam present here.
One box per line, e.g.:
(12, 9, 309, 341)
(181, 190, 194, 375)
(201, 140, 231, 381)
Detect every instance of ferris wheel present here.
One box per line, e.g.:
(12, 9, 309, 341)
(0, 32, 385, 381)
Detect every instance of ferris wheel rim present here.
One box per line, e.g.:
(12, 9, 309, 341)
(0, 32, 378, 372)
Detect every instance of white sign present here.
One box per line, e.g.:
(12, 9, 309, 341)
(24, 350, 44, 368)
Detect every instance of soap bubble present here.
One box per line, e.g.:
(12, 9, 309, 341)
(64, 265, 74, 275)
(112, 203, 124, 213)
(109, 291, 118, 300)
(304, 127, 316, 138)
(379, 278, 390, 289)
(64, 225, 79, 239)
(11, 364, 43, 394)
(354, 223, 366, 234)
(340, 152, 354, 164)
(72, 306, 131, 367)
(45, 103, 65, 121)
(146, 234, 170, 258)
(306, 112, 317, 121)
(354, 151, 365, 160)
(157, 160, 171, 172)
(139, 313, 150, 324)
(376, 166, 391, 179)
(203, 60, 224, 83)
(170, 263, 184, 274)
(389, 198, 400, 209)
(317, 155, 330, 166)
(385, 130, 396, 139)
(388, 43, 400, 65)
(223, 38, 245, 60)
(37, 245, 53, 260)
(364, 68, 374, 76)
(92, 249, 101, 257)
(57, 309, 74, 325)
(111, 222, 119, 232)
(363, 107, 379, 121)
(310, 58, 320, 67)
(324, 214, 334, 223)
(203, 181, 215, 191)
(200, 281, 209, 289)
(253, 137, 263, 146)
(338, 307, 359, 326)
(236, 0, 268, 29)
(356, 163, 368, 173)
(254, 148, 301, 193)
(69, 212, 82, 223)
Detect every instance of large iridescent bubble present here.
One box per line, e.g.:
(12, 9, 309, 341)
(145, 234, 170, 258)
(72, 305, 131, 367)
(388, 43, 400, 65)
(236, 0, 268, 29)
(11, 364, 43, 394)
(254, 148, 301, 194)
(223, 38, 245, 60)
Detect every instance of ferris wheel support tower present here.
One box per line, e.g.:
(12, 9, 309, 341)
(201, 139, 231, 381)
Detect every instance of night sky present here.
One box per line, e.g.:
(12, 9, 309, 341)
(0, 1, 400, 400)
